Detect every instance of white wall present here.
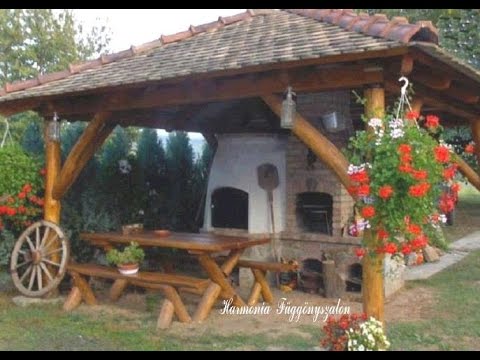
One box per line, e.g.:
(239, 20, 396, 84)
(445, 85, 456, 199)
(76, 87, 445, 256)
(204, 134, 287, 234)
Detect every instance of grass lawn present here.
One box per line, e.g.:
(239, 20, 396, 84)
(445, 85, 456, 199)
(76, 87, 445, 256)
(388, 250, 480, 350)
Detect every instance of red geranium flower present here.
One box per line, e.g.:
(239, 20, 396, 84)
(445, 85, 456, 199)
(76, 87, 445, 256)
(465, 143, 475, 154)
(378, 229, 389, 240)
(439, 193, 456, 213)
(347, 186, 358, 196)
(407, 223, 422, 235)
(357, 184, 370, 197)
(378, 185, 393, 199)
(399, 163, 413, 173)
(18, 192, 26, 199)
(349, 169, 369, 184)
(425, 115, 440, 129)
(443, 165, 457, 181)
(412, 170, 428, 181)
(408, 182, 431, 197)
(406, 111, 419, 120)
(384, 242, 398, 254)
(39, 168, 47, 176)
(361, 206, 375, 218)
(401, 243, 412, 255)
(398, 144, 412, 154)
(354, 248, 366, 258)
(400, 153, 413, 163)
(434, 146, 450, 163)
(22, 184, 32, 193)
(451, 183, 461, 193)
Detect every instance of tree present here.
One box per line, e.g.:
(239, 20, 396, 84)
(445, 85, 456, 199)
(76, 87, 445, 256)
(192, 141, 215, 227)
(0, 9, 111, 143)
(136, 128, 168, 229)
(165, 132, 196, 230)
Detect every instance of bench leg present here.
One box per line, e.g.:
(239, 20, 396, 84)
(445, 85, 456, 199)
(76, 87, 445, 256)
(70, 271, 97, 305)
(109, 279, 128, 302)
(157, 299, 175, 330)
(252, 269, 274, 304)
(247, 282, 262, 306)
(193, 250, 242, 322)
(161, 285, 191, 323)
(63, 286, 82, 311)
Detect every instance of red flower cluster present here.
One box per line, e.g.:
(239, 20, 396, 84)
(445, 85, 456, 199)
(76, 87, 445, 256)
(361, 206, 375, 219)
(378, 185, 393, 199)
(321, 313, 367, 351)
(408, 182, 431, 198)
(434, 145, 450, 163)
(0, 181, 44, 234)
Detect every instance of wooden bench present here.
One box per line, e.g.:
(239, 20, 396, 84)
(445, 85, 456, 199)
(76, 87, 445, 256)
(216, 257, 299, 306)
(64, 263, 209, 329)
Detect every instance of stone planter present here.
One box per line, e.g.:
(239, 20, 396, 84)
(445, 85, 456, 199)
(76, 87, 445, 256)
(117, 263, 139, 275)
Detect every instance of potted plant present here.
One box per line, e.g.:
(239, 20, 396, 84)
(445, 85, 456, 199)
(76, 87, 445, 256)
(106, 242, 145, 275)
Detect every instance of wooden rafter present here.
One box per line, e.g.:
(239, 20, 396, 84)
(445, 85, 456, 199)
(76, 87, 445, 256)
(32, 65, 384, 118)
(52, 112, 114, 200)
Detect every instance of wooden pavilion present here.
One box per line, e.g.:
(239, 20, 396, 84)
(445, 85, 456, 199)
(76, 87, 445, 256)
(1, 9, 480, 322)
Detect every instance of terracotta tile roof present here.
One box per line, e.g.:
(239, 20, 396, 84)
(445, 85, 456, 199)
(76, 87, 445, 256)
(0, 9, 440, 103)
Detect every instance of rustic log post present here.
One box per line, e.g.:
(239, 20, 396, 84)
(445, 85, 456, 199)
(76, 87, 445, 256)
(70, 271, 97, 306)
(322, 260, 343, 298)
(251, 269, 274, 304)
(362, 86, 385, 324)
(44, 119, 61, 223)
(261, 95, 353, 189)
(247, 282, 263, 306)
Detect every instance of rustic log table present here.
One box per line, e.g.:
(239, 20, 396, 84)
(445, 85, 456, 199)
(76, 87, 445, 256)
(78, 231, 270, 323)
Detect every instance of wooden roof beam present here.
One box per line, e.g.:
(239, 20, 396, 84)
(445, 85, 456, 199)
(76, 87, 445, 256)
(37, 65, 383, 117)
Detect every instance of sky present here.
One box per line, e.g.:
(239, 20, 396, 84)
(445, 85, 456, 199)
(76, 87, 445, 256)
(73, 9, 245, 52)
(71, 9, 245, 140)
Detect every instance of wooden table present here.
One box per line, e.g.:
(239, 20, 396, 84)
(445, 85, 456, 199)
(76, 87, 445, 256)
(80, 231, 270, 321)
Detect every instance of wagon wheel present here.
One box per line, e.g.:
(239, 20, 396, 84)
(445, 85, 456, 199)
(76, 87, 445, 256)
(10, 220, 70, 297)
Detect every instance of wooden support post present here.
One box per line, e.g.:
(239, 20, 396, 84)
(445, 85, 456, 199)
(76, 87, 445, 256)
(52, 112, 113, 200)
(44, 121, 61, 223)
(261, 95, 352, 189)
(363, 86, 385, 324)
(160, 285, 192, 323)
(322, 260, 343, 298)
(63, 286, 82, 311)
(193, 250, 242, 322)
(109, 279, 128, 302)
(251, 269, 274, 304)
(471, 119, 480, 168)
(157, 299, 175, 330)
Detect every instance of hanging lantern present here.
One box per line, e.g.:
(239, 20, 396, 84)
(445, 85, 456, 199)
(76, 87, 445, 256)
(281, 86, 296, 129)
(47, 112, 61, 142)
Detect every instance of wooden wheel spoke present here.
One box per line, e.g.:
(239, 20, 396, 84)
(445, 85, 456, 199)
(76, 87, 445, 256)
(43, 259, 61, 267)
(15, 259, 32, 269)
(28, 266, 36, 290)
(43, 247, 63, 258)
(39, 262, 54, 282)
(43, 234, 59, 251)
(36, 265, 43, 290)
(40, 227, 50, 248)
(25, 236, 35, 251)
(35, 227, 41, 249)
(20, 265, 33, 283)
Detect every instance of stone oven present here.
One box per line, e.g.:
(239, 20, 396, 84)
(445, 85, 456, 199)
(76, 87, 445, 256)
(202, 90, 403, 297)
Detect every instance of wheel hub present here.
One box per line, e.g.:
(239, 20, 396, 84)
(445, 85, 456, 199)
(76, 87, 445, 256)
(31, 250, 42, 265)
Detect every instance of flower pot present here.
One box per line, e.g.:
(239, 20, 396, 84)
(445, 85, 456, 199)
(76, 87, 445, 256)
(117, 263, 139, 275)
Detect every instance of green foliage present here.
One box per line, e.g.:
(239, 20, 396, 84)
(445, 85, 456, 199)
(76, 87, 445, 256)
(165, 132, 196, 230)
(21, 117, 45, 158)
(106, 242, 145, 266)
(0, 9, 110, 85)
(0, 229, 15, 267)
(0, 145, 42, 196)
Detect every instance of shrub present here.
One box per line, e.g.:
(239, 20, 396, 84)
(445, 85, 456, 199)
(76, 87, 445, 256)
(321, 313, 367, 351)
